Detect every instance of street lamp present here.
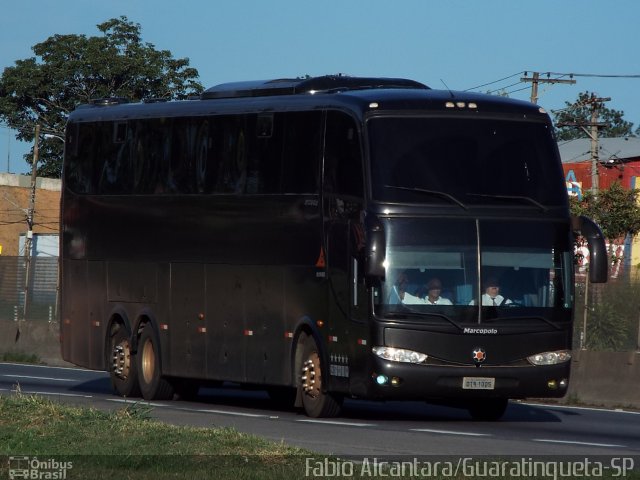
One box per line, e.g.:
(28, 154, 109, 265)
(22, 126, 64, 319)
(43, 133, 64, 142)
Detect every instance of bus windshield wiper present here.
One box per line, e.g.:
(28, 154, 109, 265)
(384, 310, 464, 331)
(467, 193, 548, 212)
(384, 185, 468, 210)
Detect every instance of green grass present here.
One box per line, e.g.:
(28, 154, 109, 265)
(0, 350, 41, 364)
(0, 393, 316, 479)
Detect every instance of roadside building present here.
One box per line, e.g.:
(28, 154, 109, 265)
(0, 173, 60, 320)
(559, 137, 640, 275)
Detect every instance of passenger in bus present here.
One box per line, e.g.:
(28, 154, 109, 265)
(469, 277, 512, 306)
(422, 278, 453, 305)
(390, 272, 422, 304)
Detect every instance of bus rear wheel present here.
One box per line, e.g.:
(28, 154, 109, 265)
(137, 323, 174, 400)
(109, 326, 140, 397)
(299, 334, 342, 418)
(468, 398, 508, 421)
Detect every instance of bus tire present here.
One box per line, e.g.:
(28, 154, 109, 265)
(299, 334, 342, 418)
(468, 398, 508, 421)
(137, 323, 174, 400)
(109, 326, 141, 398)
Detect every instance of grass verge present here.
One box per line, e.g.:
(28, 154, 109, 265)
(1, 351, 41, 364)
(0, 393, 317, 479)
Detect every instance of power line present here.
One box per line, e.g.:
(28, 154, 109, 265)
(464, 72, 525, 91)
(545, 72, 640, 79)
(486, 80, 524, 95)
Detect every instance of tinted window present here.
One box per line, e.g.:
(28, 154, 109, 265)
(281, 111, 322, 194)
(65, 110, 323, 196)
(368, 117, 566, 207)
(324, 111, 363, 197)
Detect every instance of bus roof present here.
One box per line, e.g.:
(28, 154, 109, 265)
(201, 75, 429, 99)
(69, 75, 547, 123)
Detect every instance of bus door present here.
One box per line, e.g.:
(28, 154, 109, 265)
(322, 111, 368, 390)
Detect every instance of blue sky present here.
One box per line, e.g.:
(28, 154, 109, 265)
(1, 0, 639, 174)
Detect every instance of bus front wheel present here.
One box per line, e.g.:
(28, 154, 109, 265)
(109, 326, 140, 398)
(299, 334, 342, 418)
(137, 323, 174, 400)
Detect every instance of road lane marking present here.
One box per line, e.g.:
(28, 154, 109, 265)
(2, 389, 93, 398)
(0, 362, 105, 373)
(106, 398, 169, 407)
(297, 419, 375, 427)
(520, 401, 640, 415)
(196, 408, 274, 418)
(532, 439, 625, 448)
(411, 428, 491, 437)
(2, 374, 76, 382)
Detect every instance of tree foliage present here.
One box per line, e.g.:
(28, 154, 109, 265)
(553, 91, 635, 141)
(0, 16, 203, 177)
(570, 182, 640, 240)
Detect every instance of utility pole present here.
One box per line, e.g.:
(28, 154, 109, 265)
(520, 71, 576, 104)
(557, 94, 610, 194)
(23, 123, 40, 319)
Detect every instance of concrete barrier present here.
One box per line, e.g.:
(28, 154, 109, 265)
(0, 319, 70, 367)
(1, 318, 639, 410)
(561, 349, 640, 409)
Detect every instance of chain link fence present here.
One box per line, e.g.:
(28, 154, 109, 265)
(0, 256, 58, 322)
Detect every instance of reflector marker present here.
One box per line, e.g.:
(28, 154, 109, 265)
(244, 329, 254, 336)
(315, 246, 326, 268)
(92, 321, 100, 327)
(357, 339, 367, 346)
(197, 327, 207, 334)
(328, 335, 338, 343)
(284, 331, 293, 339)
(160, 324, 169, 331)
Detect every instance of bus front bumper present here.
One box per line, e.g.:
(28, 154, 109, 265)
(367, 358, 571, 400)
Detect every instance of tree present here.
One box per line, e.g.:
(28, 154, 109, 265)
(0, 16, 203, 177)
(570, 182, 640, 243)
(553, 91, 635, 141)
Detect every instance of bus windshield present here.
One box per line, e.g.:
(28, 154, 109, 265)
(374, 218, 573, 325)
(368, 116, 566, 207)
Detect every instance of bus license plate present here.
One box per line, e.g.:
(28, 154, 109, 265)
(462, 377, 495, 390)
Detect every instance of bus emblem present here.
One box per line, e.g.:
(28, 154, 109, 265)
(472, 348, 486, 364)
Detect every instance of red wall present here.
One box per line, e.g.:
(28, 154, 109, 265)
(563, 159, 640, 197)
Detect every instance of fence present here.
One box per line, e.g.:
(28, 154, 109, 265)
(0, 256, 58, 322)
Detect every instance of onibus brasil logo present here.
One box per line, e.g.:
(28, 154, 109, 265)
(8, 456, 73, 479)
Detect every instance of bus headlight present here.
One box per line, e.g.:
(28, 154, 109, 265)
(373, 346, 428, 364)
(527, 350, 571, 366)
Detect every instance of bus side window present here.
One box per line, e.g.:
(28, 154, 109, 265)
(244, 113, 283, 194)
(169, 118, 196, 194)
(67, 122, 94, 194)
(324, 111, 363, 198)
(281, 111, 322, 194)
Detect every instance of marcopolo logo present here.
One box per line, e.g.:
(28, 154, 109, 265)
(8, 456, 73, 479)
(463, 327, 498, 334)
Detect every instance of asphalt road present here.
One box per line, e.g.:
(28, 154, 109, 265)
(1, 362, 639, 460)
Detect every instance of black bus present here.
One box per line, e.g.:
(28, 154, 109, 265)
(60, 75, 607, 419)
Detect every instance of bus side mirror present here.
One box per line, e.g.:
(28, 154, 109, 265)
(365, 216, 386, 279)
(572, 215, 608, 284)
